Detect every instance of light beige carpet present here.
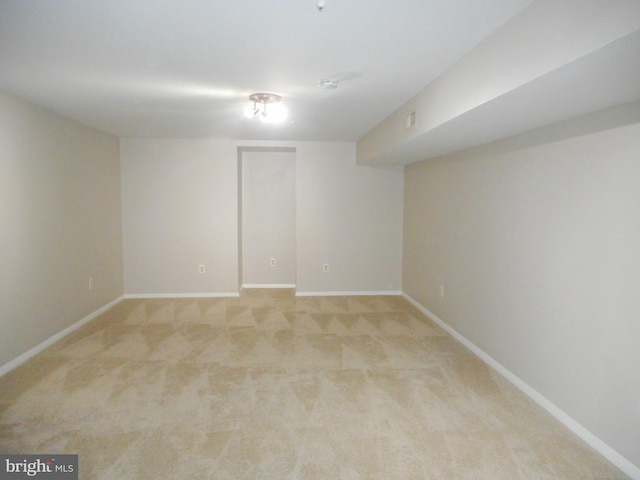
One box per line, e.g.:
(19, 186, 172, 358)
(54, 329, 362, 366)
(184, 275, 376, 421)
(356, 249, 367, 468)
(0, 289, 628, 479)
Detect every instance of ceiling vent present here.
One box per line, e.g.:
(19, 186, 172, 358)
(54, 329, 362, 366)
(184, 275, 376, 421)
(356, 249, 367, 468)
(406, 110, 417, 129)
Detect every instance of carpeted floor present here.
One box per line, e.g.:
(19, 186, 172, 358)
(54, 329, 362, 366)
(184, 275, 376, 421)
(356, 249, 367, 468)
(0, 289, 628, 479)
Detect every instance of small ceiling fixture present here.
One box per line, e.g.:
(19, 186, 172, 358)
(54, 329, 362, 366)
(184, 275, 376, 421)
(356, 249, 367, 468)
(318, 79, 338, 89)
(316, 0, 325, 12)
(244, 93, 288, 124)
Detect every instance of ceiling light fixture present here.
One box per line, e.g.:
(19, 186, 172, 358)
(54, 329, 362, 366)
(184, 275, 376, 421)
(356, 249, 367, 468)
(244, 93, 288, 124)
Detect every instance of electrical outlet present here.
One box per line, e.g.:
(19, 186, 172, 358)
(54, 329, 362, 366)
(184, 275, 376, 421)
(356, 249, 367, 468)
(439, 284, 444, 298)
(88, 277, 93, 290)
(199, 264, 206, 274)
(323, 263, 329, 273)
(270, 258, 276, 267)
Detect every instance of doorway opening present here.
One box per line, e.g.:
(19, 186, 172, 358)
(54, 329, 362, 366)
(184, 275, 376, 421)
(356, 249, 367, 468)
(237, 147, 296, 291)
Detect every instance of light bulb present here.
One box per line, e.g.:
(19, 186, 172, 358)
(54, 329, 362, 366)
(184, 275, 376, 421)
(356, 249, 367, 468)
(259, 104, 288, 124)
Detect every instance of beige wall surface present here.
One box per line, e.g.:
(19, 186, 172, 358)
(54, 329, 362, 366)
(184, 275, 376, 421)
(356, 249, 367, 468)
(295, 142, 403, 293)
(0, 92, 123, 368)
(120, 139, 239, 294)
(241, 150, 297, 286)
(403, 110, 640, 469)
(120, 139, 403, 295)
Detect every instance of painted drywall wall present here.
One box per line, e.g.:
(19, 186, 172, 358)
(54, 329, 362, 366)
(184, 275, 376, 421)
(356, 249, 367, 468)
(403, 107, 640, 473)
(120, 139, 239, 294)
(241, 150, 296, 286)
(0, 91, 123, 368)
(295, 142, 403, 293)
(120, 139, 403, 295)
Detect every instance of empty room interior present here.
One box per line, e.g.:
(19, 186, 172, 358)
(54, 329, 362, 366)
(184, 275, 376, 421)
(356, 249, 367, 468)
(1, 1, 639, 478)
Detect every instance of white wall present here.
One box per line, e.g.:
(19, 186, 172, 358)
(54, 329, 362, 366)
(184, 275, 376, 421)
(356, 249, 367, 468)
(0, 92, 123, 368)
(120, 139, 403, 296)
(241, 150, 297, 286)
(403, 108, 640, 473)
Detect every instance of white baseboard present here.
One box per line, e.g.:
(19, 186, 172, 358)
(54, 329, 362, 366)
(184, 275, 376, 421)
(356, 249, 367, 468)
(0, 295, 124, 377)
(402, 293, 640, 480)
(123, 292, 240, 299)
(296, 290, 402, 297)
(241, 284, 296, 289)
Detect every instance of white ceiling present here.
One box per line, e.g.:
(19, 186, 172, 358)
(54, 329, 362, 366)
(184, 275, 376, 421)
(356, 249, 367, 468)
(0, 0, 533, 141)
(371, 28, 640, 164)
